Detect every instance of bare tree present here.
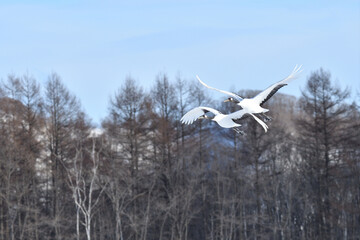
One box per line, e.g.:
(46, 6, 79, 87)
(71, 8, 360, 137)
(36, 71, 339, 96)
(174, 73, 190, 172)
(103, 76, 153, 240)
(297, 68, 351, 239)
(0, 74, 43, 240)
(151, 73, 178, 170)
(65, 137, 107, 240)
(44, 72, 82, 239)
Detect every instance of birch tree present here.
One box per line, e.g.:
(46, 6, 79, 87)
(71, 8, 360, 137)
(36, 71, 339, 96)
(66, 138, 107, 240)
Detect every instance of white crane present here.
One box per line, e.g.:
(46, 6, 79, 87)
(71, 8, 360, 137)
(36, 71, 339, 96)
(196, 65, 302, 132)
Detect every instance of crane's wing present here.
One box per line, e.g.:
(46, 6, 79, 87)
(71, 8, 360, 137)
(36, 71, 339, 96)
(181, 106, 221, 125)
(228, 109, 247, 120)
(252, 65, 302, 106)
(196, 75, 243, 102)
(228, 110, 268, 132)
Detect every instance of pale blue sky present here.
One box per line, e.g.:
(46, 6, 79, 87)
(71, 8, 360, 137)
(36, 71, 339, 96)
(1, 0, 359, 124)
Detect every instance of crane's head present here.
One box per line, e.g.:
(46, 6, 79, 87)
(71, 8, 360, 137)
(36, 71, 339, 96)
(198, 115, 214, 121)
(224, 97, 239, 104)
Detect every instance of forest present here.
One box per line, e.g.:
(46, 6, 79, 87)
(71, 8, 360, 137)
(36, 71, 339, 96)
(0, 69, 359, 240)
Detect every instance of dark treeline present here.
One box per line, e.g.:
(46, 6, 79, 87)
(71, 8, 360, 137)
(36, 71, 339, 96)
(0, 70, 359, 240)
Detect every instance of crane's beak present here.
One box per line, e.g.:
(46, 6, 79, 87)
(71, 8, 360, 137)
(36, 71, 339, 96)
(224, 99, 230, 102)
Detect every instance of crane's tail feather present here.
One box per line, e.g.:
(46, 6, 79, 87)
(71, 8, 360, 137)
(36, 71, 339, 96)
(249, 113, 268, 132)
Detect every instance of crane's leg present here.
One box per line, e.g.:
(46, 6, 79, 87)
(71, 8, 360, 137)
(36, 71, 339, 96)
(261, 113, 272, 122)
(233, 127, 245, 135)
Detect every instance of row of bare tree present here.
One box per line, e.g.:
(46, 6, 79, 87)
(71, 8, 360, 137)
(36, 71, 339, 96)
(0, 69, 359, 240)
